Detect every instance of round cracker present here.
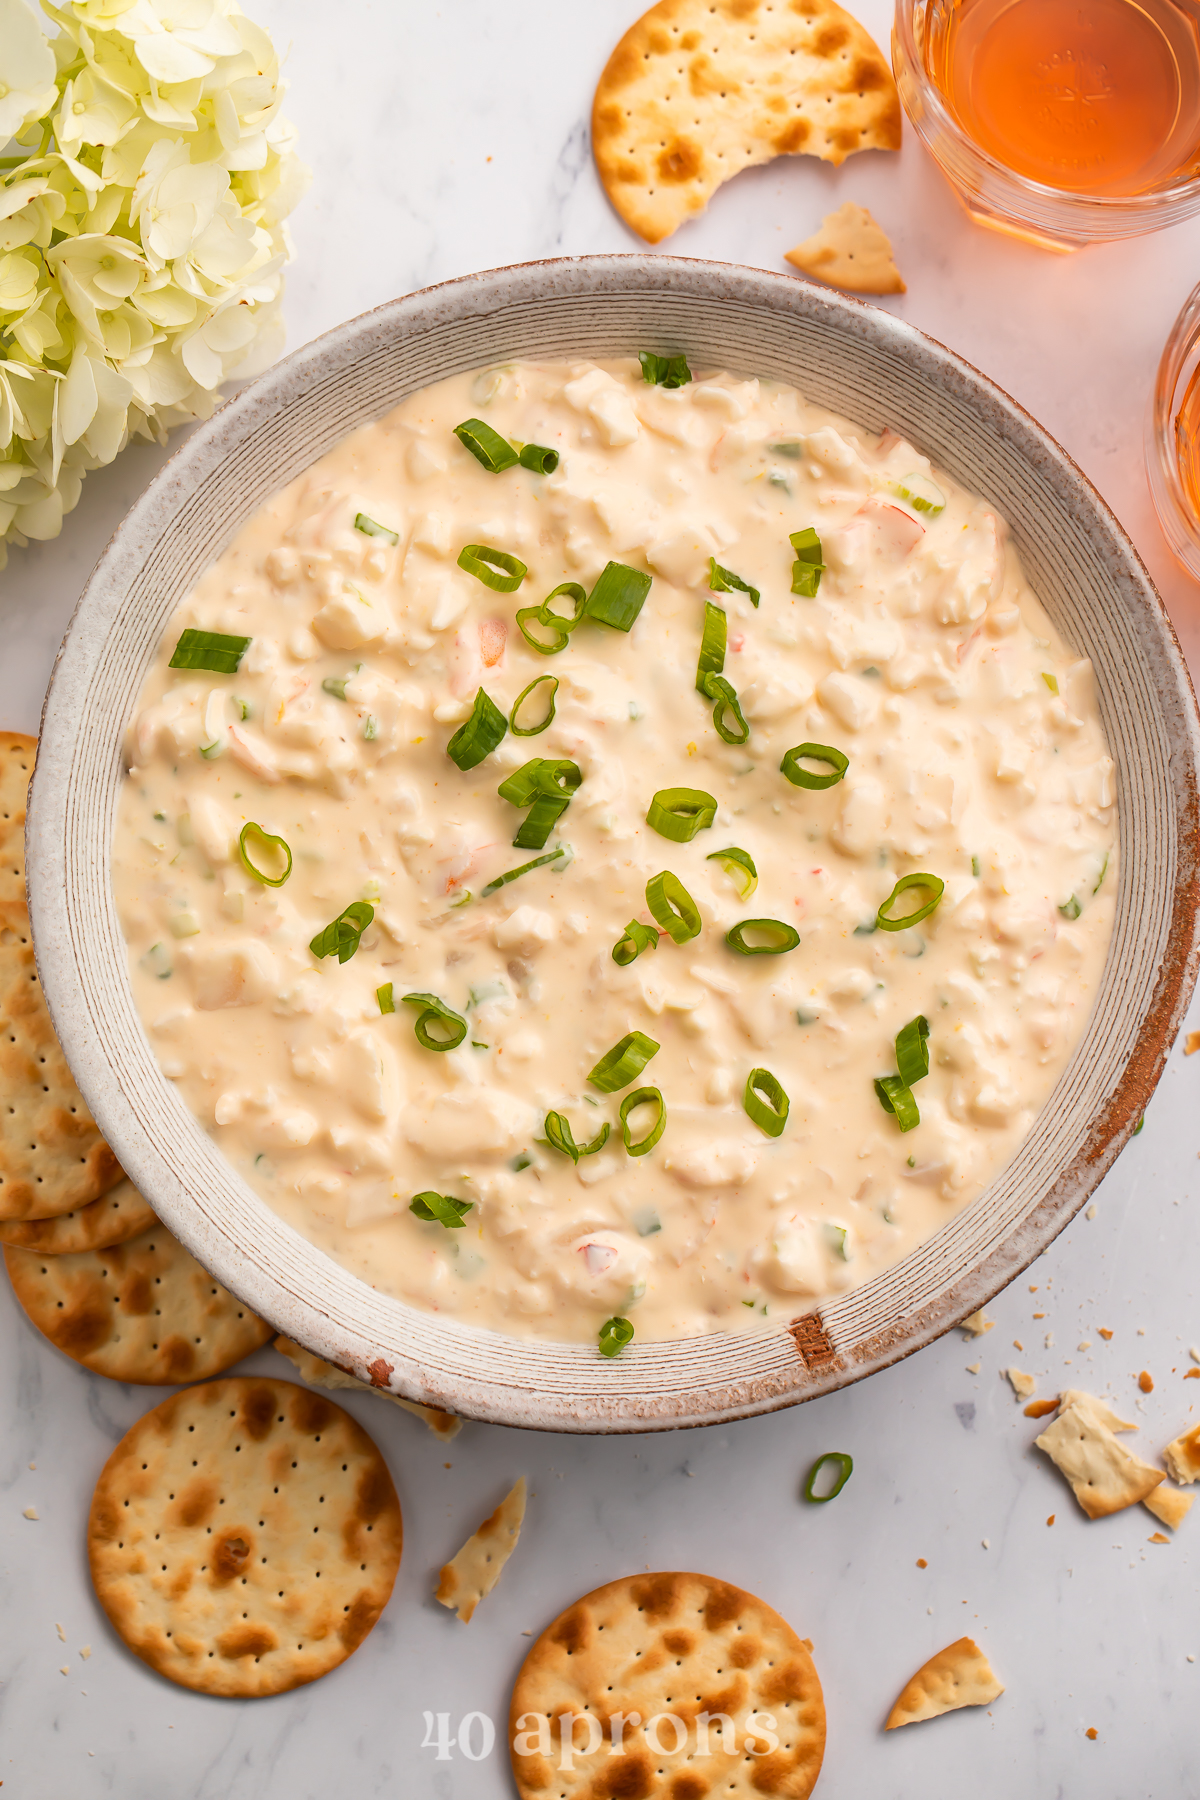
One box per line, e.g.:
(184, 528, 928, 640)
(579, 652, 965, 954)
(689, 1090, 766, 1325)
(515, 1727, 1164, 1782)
(0, 1176, 155, 1255)
(0, 731, 35, 911)
(88, 1377, 403, 1697)
(593, 0, 901, 245)
(0, 902, 123, 1220)
(4, 1219, 272, 1383)
(509, 1570, 825, 1799)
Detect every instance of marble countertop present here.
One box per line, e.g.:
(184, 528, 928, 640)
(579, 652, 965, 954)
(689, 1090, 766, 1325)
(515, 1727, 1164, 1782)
(3, 2, 1200, 1793)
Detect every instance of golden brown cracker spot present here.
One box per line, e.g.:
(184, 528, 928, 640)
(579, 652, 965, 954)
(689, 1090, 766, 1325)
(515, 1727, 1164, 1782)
(657, 137, 704, 182)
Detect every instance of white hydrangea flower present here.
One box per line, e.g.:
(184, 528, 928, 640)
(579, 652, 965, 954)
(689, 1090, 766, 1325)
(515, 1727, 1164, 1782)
(0, 0, 308, 569)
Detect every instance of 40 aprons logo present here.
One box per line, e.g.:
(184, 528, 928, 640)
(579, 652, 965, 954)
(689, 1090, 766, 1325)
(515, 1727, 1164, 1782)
(421, 1711, 497, 1762)
(420, 1708, 784, 1767)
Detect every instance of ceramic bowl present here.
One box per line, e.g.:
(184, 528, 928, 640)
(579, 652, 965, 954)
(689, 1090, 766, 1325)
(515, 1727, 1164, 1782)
(27, 256, 1200, 1432)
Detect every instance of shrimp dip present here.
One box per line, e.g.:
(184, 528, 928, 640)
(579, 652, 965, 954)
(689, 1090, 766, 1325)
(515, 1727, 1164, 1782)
(113, 357, 1118, 1348)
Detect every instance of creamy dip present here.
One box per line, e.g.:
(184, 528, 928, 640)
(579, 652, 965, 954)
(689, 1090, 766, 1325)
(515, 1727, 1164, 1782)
(113, 358, 1117, 1346)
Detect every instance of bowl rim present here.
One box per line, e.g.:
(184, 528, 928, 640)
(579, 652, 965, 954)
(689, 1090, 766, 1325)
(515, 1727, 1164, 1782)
(26, 252, 1200, 1432)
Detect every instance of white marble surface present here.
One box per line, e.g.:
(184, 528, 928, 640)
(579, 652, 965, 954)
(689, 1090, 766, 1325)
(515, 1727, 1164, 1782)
(3, 2, 1200, 1793)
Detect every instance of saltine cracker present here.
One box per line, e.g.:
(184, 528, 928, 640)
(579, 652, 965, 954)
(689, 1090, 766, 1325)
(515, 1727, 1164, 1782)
(0, 731, 34, 909)
(885, 1637, 1004, 1728)
(0, 1176, 155, 1255)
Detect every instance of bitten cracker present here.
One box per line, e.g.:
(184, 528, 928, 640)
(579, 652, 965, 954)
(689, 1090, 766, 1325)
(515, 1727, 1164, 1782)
(0, 732, 35, 910)
(885, 1637, 1004, 1728)
(437, 1478, 526, 1623)
(5, 1219, 272, 1383)
(87, 1377, 403, 1697)
(509, 1571, 825, 1799)
(1035, 1390, 1164, 1518)
(0, 1176, 155, 1255)
(785, 201, 905, 294)
(0, 903, 122, 1220)
(592, 0, 900, 244)
(274, 1335, 461, 1440)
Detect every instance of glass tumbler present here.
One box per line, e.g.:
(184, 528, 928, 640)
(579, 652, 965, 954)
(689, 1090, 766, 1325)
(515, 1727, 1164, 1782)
(1148, 281, 1200, 583)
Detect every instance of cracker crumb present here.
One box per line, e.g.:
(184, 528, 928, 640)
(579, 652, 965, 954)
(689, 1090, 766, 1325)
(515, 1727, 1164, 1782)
(1185, 1031, 1200, 1054)
(1190, 1346, 1200, 1365)
(1033, 1312, 1046, 1319)
(981, 1538, 990, 1549)
(1006, 1366, 1036, 1399)
(22, 1507, 37, 1520)
(1087, 1205, 1097, 1220)
(1079, 1341, 1093, 1351)
(80, 1646, 91, 1660)
(1025, 1397, 1058, 1419)
(1185, 1369, 1200, 1381)
(59, 1665, 69, 1676)
(961, 1309, 994, 1337)
(1086, 1727, 1098, 1740)
(1029, 1285, 1038, 1293)
(1139, 1370, 1155, 1393)
(28, 1461, 35, 1471)
(917, 1558, 928, 1568)
(1189, 1654, 1196, 1662)
(967, 1360, 981, 1374)
(1013, 1338, 1024, 1351)
(1149, 1532, 1170, 1544)
(55, 1624, 65, 1642)
(1047, 1514, 1056, 1526)
(1099, 1328, 1113, 1340)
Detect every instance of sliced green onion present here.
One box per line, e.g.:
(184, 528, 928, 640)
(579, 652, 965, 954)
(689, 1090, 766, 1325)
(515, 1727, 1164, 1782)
(377, 982, 395, 1014)
(598, 1315, 635, 1358)
(480, 845, 568, 898)
(321, 665, 360, 702)
(1059, 894, 1082, 920)
(497, 758, 582, 805)
(517, 442, 559, 474)
(875, 1073, 920, 1131)
(706, 846, 757, 900)
(709, 558, 759, 608)
(696, 600, 727, 689)
(803, 1451, 853, 1503)
(700, 672, 749, 745)
(457, 543, 527, 593)
(769, 440, 806, 459)
(515, 581, 587, 656)
(310, 900, 374, 964)
(584, 561, 652, 632)
(744, 1067, 789, 1138)
(639, 351, 691, 388)
(894, 472, 945, 515)
(612, 919, 658, 966)
(453, 417, 520, 473)
(510, 674, 558, 737)
(726, 918, 800, 956)
(780, 742, 848, 790)
(646, 787, 717, 843)
(169, 628, 250, 674)
(544, 1111, 610, 1164)
(646, 871, 702, 945)
(409, 1190, 473, 1228)
(401, 991, 468, 1051)
(446, 688, 508, 770)
(354, 512, 399, 544)
(238, 821, 292, 887)
(620, 1086, 666, 1157)
(588, 1030, 660, 1093)
(1133, 1117, 1144, 1135)
(877, 872, 944, 932)
(513, 792, 569, 849)
(1094, 852, 1109, 894)
(971, 856, 982, 878)
(363, 714, 378, 740)
(789, 527, 825, 599)
(895, 1014, 930, 1087)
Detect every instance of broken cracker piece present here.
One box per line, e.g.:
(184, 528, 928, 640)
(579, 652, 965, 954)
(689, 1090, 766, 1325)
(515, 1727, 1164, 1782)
(960, 1309, 994, 1338)
(1006, 1367, 1036, 1400)
(436, 1477, 526, 1624)
(1149, 1532, 1171, 1544)
(1024, 1397, 1058, 1419)
(1035, 1391, 1163, 1519)
(1184, 1031, 1200, 1054)
(1164, 1422, 1200, 1485)
(274, 1336, 460, 1440)
(885, 1636, 1003, 1729)
(1144, 1483, 1193, 1530)
(785, 201, 905, 296)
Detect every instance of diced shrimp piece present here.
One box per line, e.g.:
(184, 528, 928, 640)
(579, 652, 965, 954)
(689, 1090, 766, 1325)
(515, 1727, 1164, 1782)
(479, 617, 507, 667)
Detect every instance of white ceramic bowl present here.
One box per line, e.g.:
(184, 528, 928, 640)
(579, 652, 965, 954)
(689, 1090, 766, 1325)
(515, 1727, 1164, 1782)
(28, 256, 1200, 1432)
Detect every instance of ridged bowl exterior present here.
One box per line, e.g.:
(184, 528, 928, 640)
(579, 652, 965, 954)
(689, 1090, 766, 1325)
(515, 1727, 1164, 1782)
(26, 256, 1200, 1431)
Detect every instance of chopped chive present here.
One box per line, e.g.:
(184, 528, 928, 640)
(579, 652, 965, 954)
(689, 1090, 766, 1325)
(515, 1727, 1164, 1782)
(646, 787, 717, 842)
(620, 1086, 666, 1157)
(769, 440, 806, 459)
(708, 557, 759, 607)
(238, 822, 293, 888)
(1093, 852, 1109, 894)
(875, 1073, 920, 1131)
(321, 664, 360, 701)
(517, 441, 560, 474)
(639, 351, 691, 388)
(744, 1067, 789, 1138)
(498, 757, 580, 849)
(895, 1014, 931, 1088)
(696, 601, 727, 690)
(169, 628, 251, 674)
(589, 1030, 660, 1093)
(377, 982, 395, 1014)
(1059, 894, 1082, 920)
(584, 561, 652, 632)
(456, 542, 527, 592)
(706, 846, 757, 900)
(513, 791, 569, 849)
(446, 688, 507, 770)
(699, 672, 749, 745)
(646, 871, 702, 945)
(310, 900, 374, 964)
(789, 527, 824, 598)
(544, 1111, 610, 1163)
(510, 674, 558, 737)
(479, 845, 569, 898)
(401, 991, 468, 1051)
(803, 1451, 853, 1503)
(410, 1190, 473, 1228)
(453, 417, 520, 473)
(516, 580, 587, 655)
(971, 856, 981, 877)
(780, 742, 848, 790)
(598, 1315, 635, 1357)
(877, 873, 944, 932)
(612, 919, 658, 966)
(726, 918, 800, 956)
(354, 512, 399, 544)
